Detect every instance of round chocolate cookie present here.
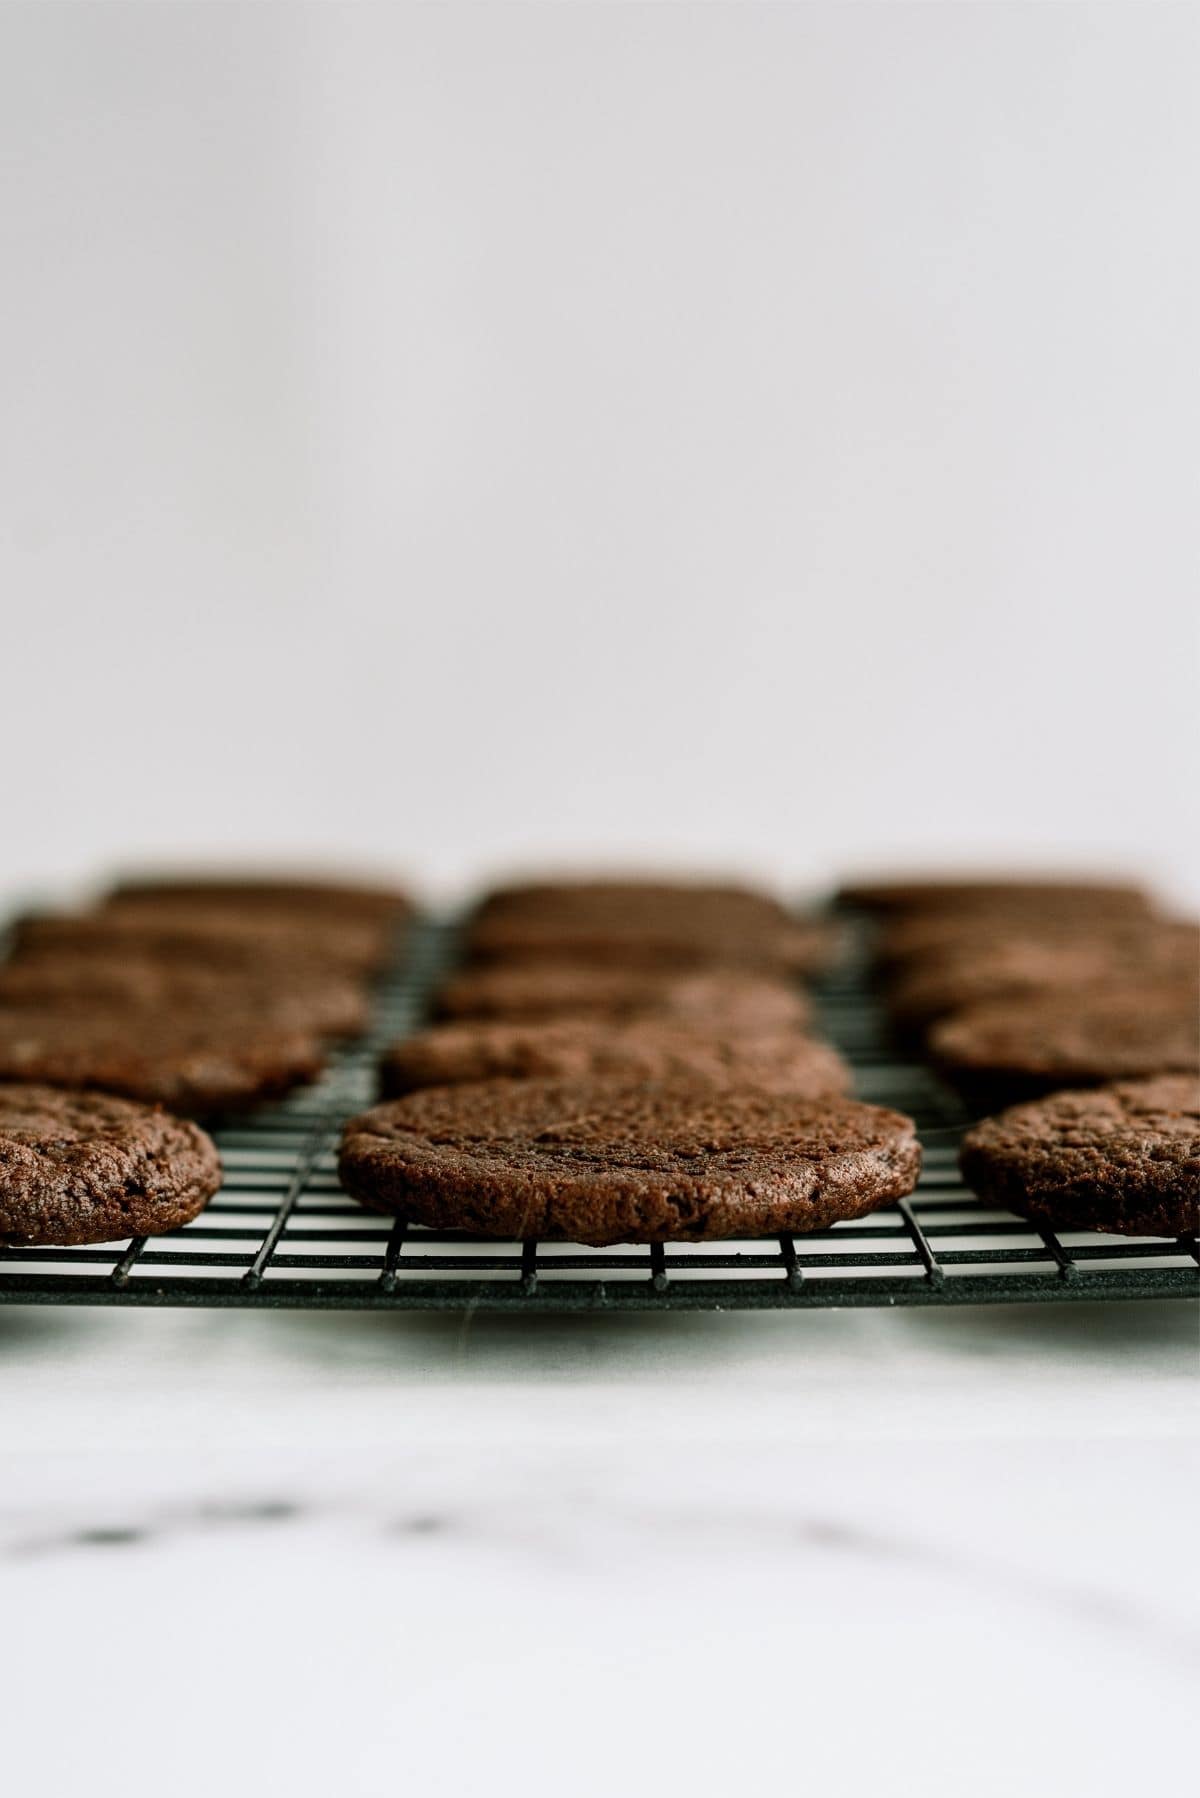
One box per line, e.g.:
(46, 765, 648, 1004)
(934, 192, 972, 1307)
(434, 963, 811, 1030)
(0, 1010, 324, 1117)
(465, 892, 830, 976)
(0, 953, 369, 1038)
(380, 1019, 851, 1099)
(929, 983, 1199, 1107)
(886, 922, 1199, 1034)
(108, 872, 410, 927)
(876, 909, 1175, 975)
(102, 881, 408, 966)
(838, 876, 1151, 917)
(959, 1076, 1200, 1238)
(338, 1079, 921, 1244)
(14, 909, 386, 978)
(473, 878, 792, 923)
(0, 1083, 222, 1246)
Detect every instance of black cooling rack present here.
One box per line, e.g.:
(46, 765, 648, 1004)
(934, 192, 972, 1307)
(1, 920, 1196, 1310)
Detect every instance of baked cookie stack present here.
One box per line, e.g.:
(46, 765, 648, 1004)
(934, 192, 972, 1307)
(339, 877, 922, 1245)
(0, 871, 410, 1246)
(841, 876, 1200, 1238)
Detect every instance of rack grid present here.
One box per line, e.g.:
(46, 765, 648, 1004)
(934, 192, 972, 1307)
(1, 920, 1196, 1310)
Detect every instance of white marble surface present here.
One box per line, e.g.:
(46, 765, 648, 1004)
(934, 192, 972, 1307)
(2, 1300, 1196, 1797)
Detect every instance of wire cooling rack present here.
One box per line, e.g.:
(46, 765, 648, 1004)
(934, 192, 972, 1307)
(1, 919, 1196, 1310)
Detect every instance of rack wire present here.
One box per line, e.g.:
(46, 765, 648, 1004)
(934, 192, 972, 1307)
(1, 919, 1196, 1310)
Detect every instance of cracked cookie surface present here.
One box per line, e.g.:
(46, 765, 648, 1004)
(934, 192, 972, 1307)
(959, 1076, 1200, 1237)
(0, 1083, 221, 1246)
(339, 1079, 920, 1244)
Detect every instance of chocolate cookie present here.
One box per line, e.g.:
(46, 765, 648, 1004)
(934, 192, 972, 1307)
(338, 1079, 921, 1244)
(0, 953, 369, 1038)
(876, 909, 1175, 975)
(434, 963, 811, 1030)
(14, 908, 386, 978)
(838, 875, 1151, 917)
(959, 1076, 1200, 1238)
(108, 872, 410, 927)
(465, 887, 830, 975)
(929, 983, 1199, 1107)
(886, 922, 1199, 1034)
(380, 1019, 851, 1099)
(0, 1083, 222, 1246)
(474, 878, 792, 923)
(103, 877, 409, 966)
(0, 1010, 324, 1117)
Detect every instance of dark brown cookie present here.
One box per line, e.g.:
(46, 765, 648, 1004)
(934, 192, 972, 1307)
(14, 908, 386, 978)
(0, 1083, 222, 1246)
(465, 886, 830, 975)
(838, 875, 1151, 917)
(0, 1010, 324, 1117)
(467, 921, 833, 976)
(876, 909, 1173, 975)
(474, 877, 792, 923)
(0, 953, 369, 1038)
(929, 983, 1199, 1107)
(109, 873, 408, 913)
(380, 1019, 851, 1099)
(959, 1076, 1200, 1238)
(338, 1079, 921, 1244)
(886, 922, 1199, 1033)
(103, 875, 410, 963)
(434, 963, 811, 1030)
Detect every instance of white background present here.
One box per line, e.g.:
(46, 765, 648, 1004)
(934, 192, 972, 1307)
(2, 2, 1197, 905)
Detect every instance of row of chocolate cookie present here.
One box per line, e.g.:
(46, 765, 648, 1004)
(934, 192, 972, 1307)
(0, 872, 411, 1246)
(389, 878, 843, 1093)
(338, 878, 924, 1244)
(0, 872, 411, 1115)
(843, 876, 1199, 1238)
